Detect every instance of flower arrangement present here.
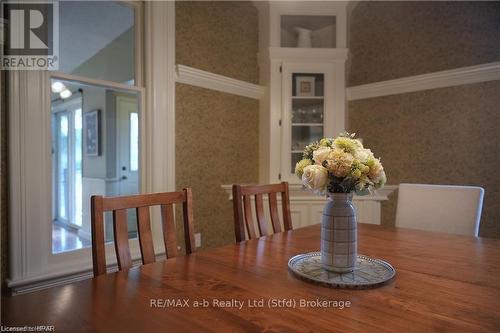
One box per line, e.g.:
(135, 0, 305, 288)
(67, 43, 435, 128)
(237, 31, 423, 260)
(294, 133, 386, 195)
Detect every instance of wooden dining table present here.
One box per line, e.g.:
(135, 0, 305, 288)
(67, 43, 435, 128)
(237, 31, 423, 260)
(2, 223, 500, 332)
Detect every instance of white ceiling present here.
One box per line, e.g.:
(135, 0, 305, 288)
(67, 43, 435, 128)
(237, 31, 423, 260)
(59, 1, 134, 73)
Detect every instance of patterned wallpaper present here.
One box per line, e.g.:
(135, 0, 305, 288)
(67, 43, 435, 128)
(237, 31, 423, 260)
(175, 2, 259, 249)
(176, 1, 259, 84)
(175, 84, 259, 248)
(348, 1, 500, 86)
(348, 2, 500, 238)
(349, 81, 500, 238)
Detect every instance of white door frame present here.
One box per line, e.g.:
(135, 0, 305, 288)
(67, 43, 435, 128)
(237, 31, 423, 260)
(7, 1, 176, 294)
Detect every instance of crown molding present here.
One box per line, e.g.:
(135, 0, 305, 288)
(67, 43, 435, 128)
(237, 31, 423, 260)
(347, 61, 500, 101)
(175, 65, 265, 100)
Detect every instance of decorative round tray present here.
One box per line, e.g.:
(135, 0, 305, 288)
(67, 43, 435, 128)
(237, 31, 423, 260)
(288, 252, 395, 289)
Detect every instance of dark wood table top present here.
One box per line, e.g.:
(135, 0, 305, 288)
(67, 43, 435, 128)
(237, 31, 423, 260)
(3, 224, 500, 332)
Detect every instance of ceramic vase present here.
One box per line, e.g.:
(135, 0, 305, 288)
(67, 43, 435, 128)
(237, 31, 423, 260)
(321, 193, 357, 273)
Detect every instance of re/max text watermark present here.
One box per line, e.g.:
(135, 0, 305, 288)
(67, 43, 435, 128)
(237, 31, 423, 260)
(150, 298, 351, 310)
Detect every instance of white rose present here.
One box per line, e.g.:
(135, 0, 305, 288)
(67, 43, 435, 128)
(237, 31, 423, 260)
(374, 170, 387, 189)
(313, 147, 331, 165)
(369, 159, 384, 182)
(302, 165, 329, 192)
(354, 148, 374, 163)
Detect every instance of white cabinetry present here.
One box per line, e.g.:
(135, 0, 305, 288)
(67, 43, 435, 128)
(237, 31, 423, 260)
(221, 185, 398, 229)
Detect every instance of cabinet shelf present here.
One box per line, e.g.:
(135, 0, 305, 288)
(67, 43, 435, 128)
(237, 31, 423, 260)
(292, 96, 324, 99)
(292, 123, 323, 127)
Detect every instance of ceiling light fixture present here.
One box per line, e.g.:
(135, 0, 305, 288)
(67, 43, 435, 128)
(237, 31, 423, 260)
(51, 81, 66, 93)
(60, 89, 72, 99)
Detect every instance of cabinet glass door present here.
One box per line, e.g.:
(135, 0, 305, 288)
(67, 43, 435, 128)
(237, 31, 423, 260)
(290, 73, 325, 173)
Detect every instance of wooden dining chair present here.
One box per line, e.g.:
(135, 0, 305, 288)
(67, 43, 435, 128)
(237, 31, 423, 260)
(232, 182, 293, 242)
(91, 189, 195, 277)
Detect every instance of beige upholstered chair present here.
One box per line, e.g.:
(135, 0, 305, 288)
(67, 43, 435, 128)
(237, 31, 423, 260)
(395, 183, 484, 236)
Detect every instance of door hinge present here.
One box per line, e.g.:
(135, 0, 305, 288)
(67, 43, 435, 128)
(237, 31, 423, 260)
(279, 65, 282, 73)
(278, 173, 282, 180)
(279, 119, 282, 126)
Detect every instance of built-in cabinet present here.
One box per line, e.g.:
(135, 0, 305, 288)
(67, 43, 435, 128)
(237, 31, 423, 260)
(256, 1, 348, 184)
(226, 1, 396, 228)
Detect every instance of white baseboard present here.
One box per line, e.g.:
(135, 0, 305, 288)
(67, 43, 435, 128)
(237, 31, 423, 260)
(7, 253, 167, 295)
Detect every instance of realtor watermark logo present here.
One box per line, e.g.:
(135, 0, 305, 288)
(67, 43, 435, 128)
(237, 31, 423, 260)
(1, 0, 59, 70)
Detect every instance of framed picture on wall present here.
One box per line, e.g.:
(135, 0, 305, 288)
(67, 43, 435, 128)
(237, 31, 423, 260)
(295, 76, 316, 97)
(84, 109, 101, 156)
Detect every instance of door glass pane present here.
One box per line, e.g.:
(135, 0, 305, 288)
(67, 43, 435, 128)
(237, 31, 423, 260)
(58, 113, 69, 220)
(74, 108, 83, 226)
(290, 73, 325, 173)
(292, 152, 303, 174)
(51, 79, 140, 253)
(292, 99, 323, 123)
(130, 112, 139, 172)
(58, 1, 135, 84)
(292, 126, 324, 152)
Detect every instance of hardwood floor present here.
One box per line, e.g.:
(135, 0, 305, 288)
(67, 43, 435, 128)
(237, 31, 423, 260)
(52, 225, 91, 253)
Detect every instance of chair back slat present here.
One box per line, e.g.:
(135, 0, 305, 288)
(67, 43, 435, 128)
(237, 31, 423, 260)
(232, 185, 246, 242)
(254, 194, 269, 236)
(136, 206, 155, 264)
(161, 203, 178, 258)
(281, 183, 293, 231)
(91, 196, 106, 277)
(268, 192, 282, 233)
(113, 209, 132, 271)
(183, 188, 196, 254)
(243, 195, 257, 239)
(91, 189, 195, 277)
(232, 182, 293, 242)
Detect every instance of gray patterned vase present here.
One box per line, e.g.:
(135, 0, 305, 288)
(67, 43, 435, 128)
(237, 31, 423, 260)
(321, 193, 357, 273)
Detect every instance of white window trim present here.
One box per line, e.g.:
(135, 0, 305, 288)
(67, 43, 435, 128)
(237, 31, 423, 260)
(7, 1, 176, 294)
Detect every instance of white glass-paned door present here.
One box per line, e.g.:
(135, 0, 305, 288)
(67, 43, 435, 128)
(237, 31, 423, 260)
(51, 79, 141, 253)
